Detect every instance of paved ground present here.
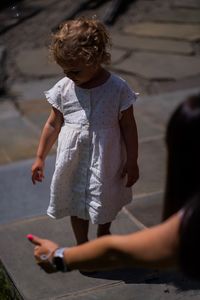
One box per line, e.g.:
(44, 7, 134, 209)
(0, 0, 200, 299)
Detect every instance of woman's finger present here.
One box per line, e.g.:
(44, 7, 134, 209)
(27, 234, 42, 246)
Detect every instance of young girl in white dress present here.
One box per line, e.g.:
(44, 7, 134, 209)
(31, 17, 139, 245)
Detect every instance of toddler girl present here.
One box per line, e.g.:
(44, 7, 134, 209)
(31, 17, 139, 245)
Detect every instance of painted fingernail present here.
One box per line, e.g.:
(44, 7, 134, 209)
(27, 234, 34, 241)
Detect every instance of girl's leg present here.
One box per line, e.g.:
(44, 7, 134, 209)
(97, 222, 111, 238)
(70, 216, 89, 245)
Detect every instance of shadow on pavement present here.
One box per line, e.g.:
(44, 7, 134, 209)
(82, 267, 200, 290)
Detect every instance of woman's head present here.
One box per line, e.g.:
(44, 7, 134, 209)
(163, 94, 200, 219)
(50, 17, 111, 68)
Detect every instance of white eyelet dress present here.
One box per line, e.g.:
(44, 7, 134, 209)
(45, 73, 138, 224)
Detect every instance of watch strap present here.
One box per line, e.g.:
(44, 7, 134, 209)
(53, 247, 70, 272)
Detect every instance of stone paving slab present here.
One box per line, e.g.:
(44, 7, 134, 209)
(135, 87, 200, 129)
(0, 156, 55, 225)
(0, 100, 20, 120)
(0, 4, 42, 34)
(0, 211, 140, 300)
(1, 213, 200, 300)
(11, 77, 62, 101)
(17, 99, 51, 129)
(134, 138, 166, 197)
(0, 136, 165, 225)
(114, 52, 200, 80)
(15, 48, 61, 77)
(0, 117, 39, 162)
(0, 45, 6, 92)
(119, 73, 148, 96)
(123, 22, 200, 41)
(126, 192, 163, 227)
(65, 278, 200, 300)
(135, 110, 163, 140)
(111, 48, 128, 64)
(139, 88, 200, 111)
(0, 137, 166, 225)
(112, 34, 193, 55)
(173, 0, 200, 9)
(0, 116, 40, 163)
(147, 9, 200, 24)
(1, 88, 200, 298)
(150, 76, 200, 95)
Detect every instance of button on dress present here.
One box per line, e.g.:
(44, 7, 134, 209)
(45, 73, 138, 224)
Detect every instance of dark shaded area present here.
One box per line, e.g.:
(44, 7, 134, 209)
(83, 268, 200, 291)
(0, 1, 42, 34)
(103, 0, 135, 25)
(52, 0, 135, 32)
(0, 0, 23, 11)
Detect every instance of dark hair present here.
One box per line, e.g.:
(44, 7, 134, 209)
(162, 94, 200, 220)
(179, 194, 200, 279)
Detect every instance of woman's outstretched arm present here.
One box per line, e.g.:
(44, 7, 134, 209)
(28, 213, 181, 272)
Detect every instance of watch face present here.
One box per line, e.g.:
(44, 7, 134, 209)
(53, 256, 65, 271)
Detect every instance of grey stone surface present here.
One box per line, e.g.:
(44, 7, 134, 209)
(119, 73, 148, 96)
(150, 76, 200, 95)
(148, 9, 200, 23)
(173, 0, 200, 8)
(124, 22, 200, 41)
(0, 46, 6, 92)
(0, 3, 42, 35)
(0, 116, 40, 163)
(140, 87, 200, 109)
(0, 156, 55, 225)
(15, 48, 61, 77)
(0, 211, 140, 300)
(16, 99, 51, 129)
(135, 109, 164, 141)
(134, 137, 166, 197)
(111, 48, 128, 64)
(1, 0, 200, 298)
(126, 192, 163, 227)
(11, 77, 62, 101)
(135, 93, 180, 129)
(114, 52, 200, 80)
(0, 100, 20, 120)
(112, 34, 193, 54)
(66, 278, 200, 300)
(136, 87, 200, 129)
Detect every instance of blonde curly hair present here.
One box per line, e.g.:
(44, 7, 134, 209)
(50, 17, 111, 66)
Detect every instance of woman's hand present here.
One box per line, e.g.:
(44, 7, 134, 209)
(27, 234, 59, 272)
(122, 162, 139, 187)
(31, 157, 45, 184)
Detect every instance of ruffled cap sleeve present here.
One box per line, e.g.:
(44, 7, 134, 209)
(119, 81, 139, 119)
(44, 79, 64, 113)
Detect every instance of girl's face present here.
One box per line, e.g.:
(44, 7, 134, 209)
(60, 59, 100, 87)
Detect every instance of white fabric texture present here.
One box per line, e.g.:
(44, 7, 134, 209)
(45, 73, 138, 224)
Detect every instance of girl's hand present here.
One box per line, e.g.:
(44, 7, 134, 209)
(121, 162, 139, 187)
(31, 157, 45, 184)
(27, 234, 59, 272)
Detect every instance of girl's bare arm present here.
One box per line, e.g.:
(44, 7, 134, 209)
(36, 107, 63, 160)
(31, 107, 63, 184)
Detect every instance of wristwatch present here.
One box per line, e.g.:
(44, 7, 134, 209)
(52, 247, 70, 272)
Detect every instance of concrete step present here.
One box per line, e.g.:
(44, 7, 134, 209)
(0, 211, 141, 300)
(1, 211, 200, 300)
